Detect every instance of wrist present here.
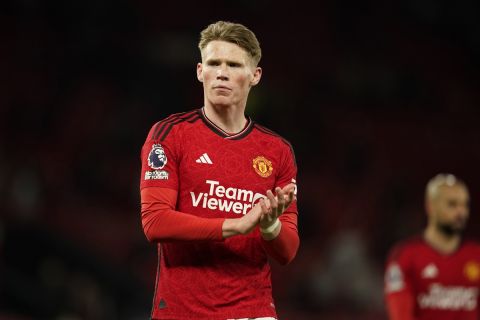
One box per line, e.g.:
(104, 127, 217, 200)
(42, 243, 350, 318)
(222, 219, 239, 239)
(260, 218, 280, 233)
(260, 219, 281, 240)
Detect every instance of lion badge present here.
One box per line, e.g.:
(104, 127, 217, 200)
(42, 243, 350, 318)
(148, 144, 167, 169)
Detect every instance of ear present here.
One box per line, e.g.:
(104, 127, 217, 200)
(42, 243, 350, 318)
(197, 62, 203, 82)
(425, 198, 432, 217)
(250, 67, 262, 86)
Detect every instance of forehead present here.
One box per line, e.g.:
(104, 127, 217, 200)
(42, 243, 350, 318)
(201, 40, 250, 62)
(436, 185, 469, 200)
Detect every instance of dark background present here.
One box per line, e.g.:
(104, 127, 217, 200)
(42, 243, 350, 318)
(1, 0, 480, 319)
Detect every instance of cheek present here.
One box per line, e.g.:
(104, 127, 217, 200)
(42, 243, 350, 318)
(235, 74, 252, 87)
(201, 68, 216, 81)
(441, 210, 457, 221)
(434, 208, 448, 221)
(203, 72, 214, 83)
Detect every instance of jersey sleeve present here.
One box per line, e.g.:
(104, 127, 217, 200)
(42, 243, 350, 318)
(261, 141, 299, 265)
(140, 120, 180, 191)
(384, 244, 416, 320)
(261, 211, 299, 265)
(275, 141, 298, 213)
(141, 187, 224, 242)
(139, 118, 225, 242)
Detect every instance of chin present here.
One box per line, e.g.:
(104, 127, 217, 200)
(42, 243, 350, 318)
(209, 97, 233, 107)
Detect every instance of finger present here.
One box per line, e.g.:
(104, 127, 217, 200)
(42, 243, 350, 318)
(260, 198, 270, 214)
(261, 197, 272, 210)
(259, 198, 266, 211)
(281, 183, 295, 193)
(275, 187, 286, 213)
(252, 199, 274, 224)
(267, 192, 279, 219)
(262, 211, 273, 224)
(266, 190, 277, 210)
(276, 187, 284, 201)
(285, 190, 294, 205)
(259, 210, 266, 222)
(282, 183, 295, 200)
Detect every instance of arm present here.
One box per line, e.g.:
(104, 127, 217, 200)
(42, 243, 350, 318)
(261, 210, 299, 265)
(140, 123, 265, 242)
(259, 184, 299, 265)
(259, 141, 300, 265)
(141, 187, 264, 242)
(385, 290, 416, 320)
(384, 252, 416, 320)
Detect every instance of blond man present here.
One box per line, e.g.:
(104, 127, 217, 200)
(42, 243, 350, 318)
(140, 21, 299, 319)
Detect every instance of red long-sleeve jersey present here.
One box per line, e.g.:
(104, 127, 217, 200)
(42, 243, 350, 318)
(384, 236, 480, 320)
(139, 108, 299, 319)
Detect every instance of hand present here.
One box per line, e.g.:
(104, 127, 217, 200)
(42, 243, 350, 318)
(259, 183, 296, 230)
(221, 183, 296, 239)
(222, 202, 265, 238)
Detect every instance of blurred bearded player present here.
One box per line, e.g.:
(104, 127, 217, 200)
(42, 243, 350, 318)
(139, 21, 299, 320)
(384, 174, 480, 320)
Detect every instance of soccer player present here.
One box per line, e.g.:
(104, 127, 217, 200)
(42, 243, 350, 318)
(384, 174, 480, 320)
(139, 21, 299, 319)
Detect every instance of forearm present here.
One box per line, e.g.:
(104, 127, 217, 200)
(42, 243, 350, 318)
(222, 219, 246, 239)
(261, 213, 299, 265)
(386, 291, 416, 320)
(141, 187, 225, 242)
(142, 200, 224, 242)
(141, 187, 262, 241)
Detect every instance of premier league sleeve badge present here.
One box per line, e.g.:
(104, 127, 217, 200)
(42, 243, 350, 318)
(148, 144, 168, 169)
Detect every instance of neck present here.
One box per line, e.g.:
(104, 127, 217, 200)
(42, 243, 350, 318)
(424, 224, 461, 254)
(203, 104, 247, 134)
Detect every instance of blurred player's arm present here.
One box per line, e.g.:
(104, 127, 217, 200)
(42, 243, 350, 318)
(384, 254, 416, 320)
(141, 187, 263, 241)
(386, 290, 415, 320)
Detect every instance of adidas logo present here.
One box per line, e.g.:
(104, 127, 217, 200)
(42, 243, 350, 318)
(422, 263, 438, 279)
(196, 153, 213, 164)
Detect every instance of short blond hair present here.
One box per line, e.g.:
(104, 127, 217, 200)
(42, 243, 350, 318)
(198, 21, 262, 66)
(426, 173, 468, 200)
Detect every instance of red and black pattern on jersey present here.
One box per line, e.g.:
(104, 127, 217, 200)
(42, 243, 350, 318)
(198, 107, 255, 140)
(385, 236, 480, 320)
(254, 123, 297, 168)
(151, 110, 200, 141)
(140, 107, 298, 319)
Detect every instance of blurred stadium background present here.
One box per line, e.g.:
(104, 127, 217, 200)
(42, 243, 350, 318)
(1, 0, 480, 319)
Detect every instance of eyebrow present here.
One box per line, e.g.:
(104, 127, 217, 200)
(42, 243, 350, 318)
(206, 58, 244, 66)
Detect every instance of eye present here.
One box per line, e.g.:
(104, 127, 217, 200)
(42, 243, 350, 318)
(228, 62, 241, 67)
(207, 60, 220, 66)
(447, 200, 457, 208)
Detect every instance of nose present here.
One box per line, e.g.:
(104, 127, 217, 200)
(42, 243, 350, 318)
(455, 205, 469, 220)
(216, 65, 229, 81)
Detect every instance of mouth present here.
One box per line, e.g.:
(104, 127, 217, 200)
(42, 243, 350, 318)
(213, 85, 232, 91)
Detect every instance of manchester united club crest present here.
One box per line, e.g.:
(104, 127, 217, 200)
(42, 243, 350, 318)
(253, 156, 273, 178)
(148, 144, 167, 169)
(464, 261, 480, 282)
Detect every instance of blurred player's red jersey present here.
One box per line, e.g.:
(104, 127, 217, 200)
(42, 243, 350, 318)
(140, 108, 297, 319)
(385, 236, 480, 320)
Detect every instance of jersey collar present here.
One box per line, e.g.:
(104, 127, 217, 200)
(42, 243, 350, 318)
(198, 107, 254, 140)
